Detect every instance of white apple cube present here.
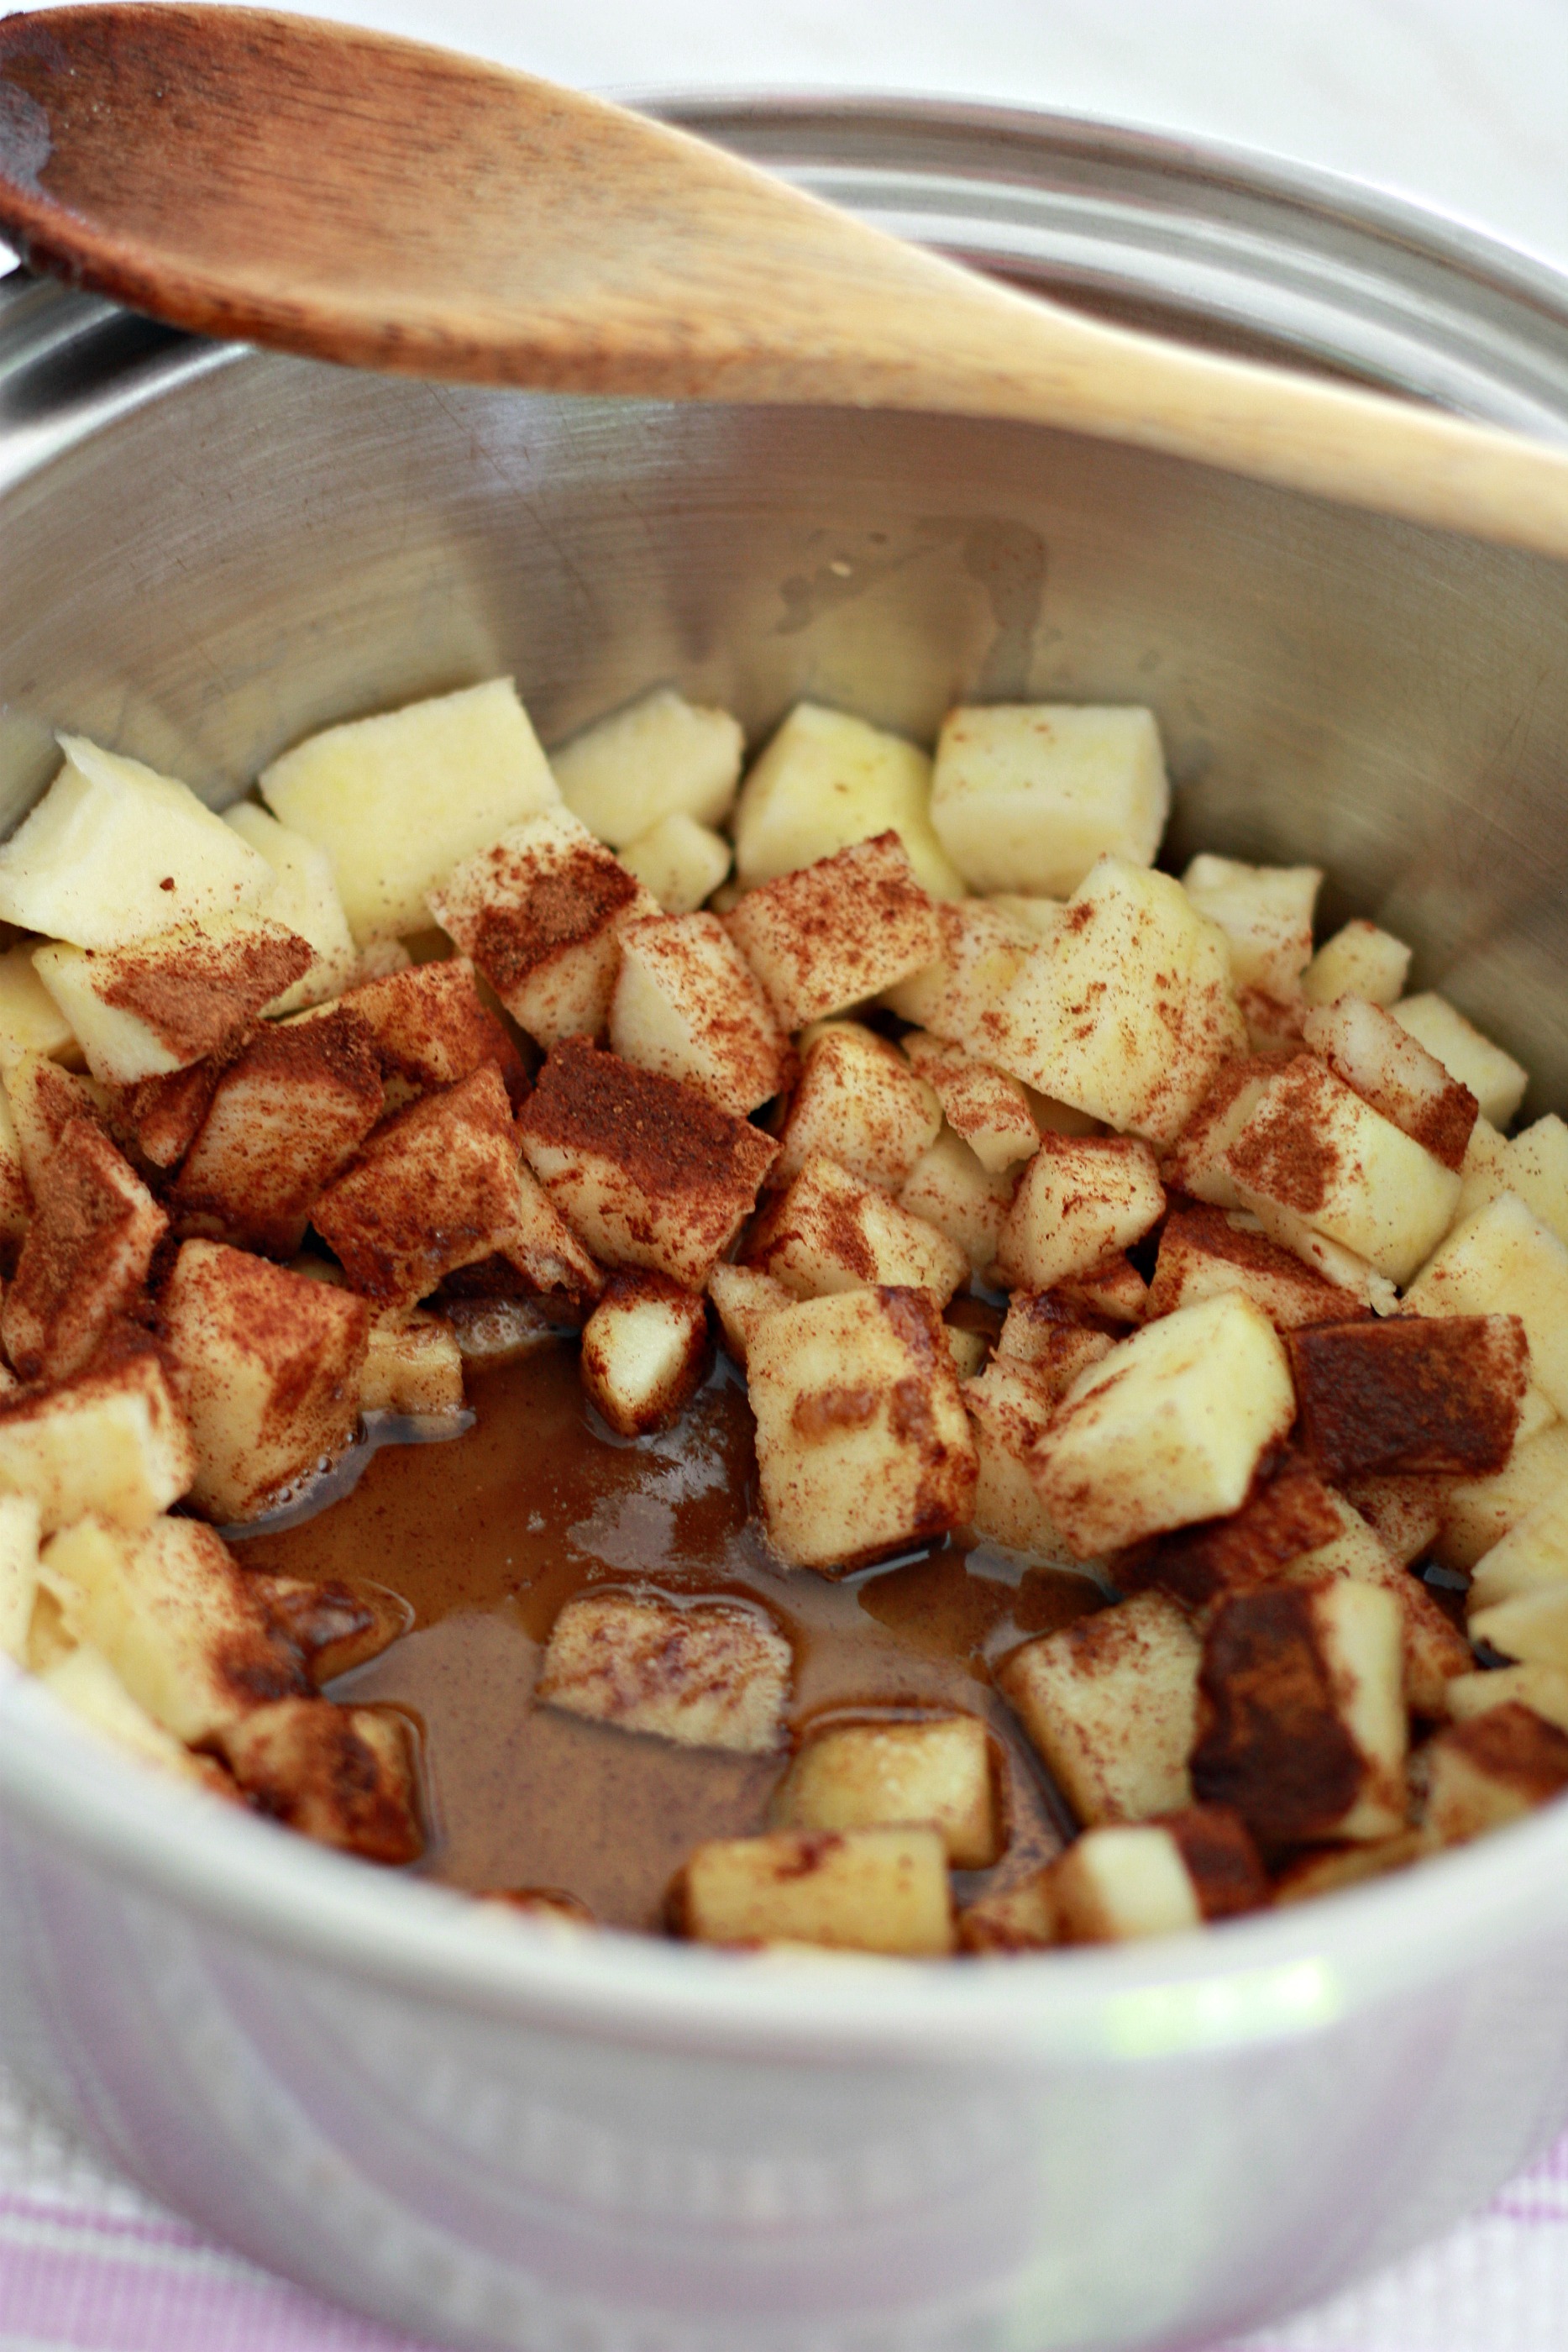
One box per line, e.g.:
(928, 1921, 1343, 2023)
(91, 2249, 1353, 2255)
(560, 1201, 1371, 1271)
(707, 1263, 793, 1366)
(997, 1591, 1202, 1825)
(1447, 1662, 1568, 1736)
(552, 686, 743, 847)
(1181, 853, 1320, 1014)
(0, 1341, 195, 1532)
(1392, 992, 1529, 1128)
(579, 1270, 710, 1436)
(1504, 1116, 1568, 1247)
(732, 702, 963, 898)
(770, 1714, 1000, 1866)
(617, 811, 732, 914)
(223, 801, 358, 1011)
(962, 1357, 1078, 1562)
(1470, 1484, 1568, 1609)
(0, 943, 76, 1071)
(1051, 1824, 1203, 1943)
(930, 704, 1167, 897)
(996, 1134, 1164, 1292)
(1302, 919, 1412, 1010)
(881, 900, 1035, 1049)
(1436, 1421, 1568, 1572)
(899, 1126, 1016, 1277)
(1403, 1192, 1568, 1416)
(679, 1824, 955, 1956)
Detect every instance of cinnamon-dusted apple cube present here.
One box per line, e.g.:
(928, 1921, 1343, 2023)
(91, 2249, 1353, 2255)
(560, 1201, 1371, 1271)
(1051, 1254, 1148, 1325)
(1288, 1315, 1527, 1483)
(1302, 920, 1412, 1011)
(1225, 1053, 1460, 1284)
(260, 678, 559, 946)
(34, 915, 311, 1086)
(1470, 1483, 1568, 1610)
(48, 1514, 309, 1742)
(109, 1058, 225, 1170)
(0, 1339, 194, 1532)
(579, 1272, 710, 1437)
(746, 1155, 968, 1306)
(1182, 854, 1320, 1041)
(618, 811, 732, 915)
(518, 1040, 776, 1289)
(1500, 1115, 1568, 1247)
(1340, 1473, 1443, 1566)
(1403, 1194, 1568, 1418)
(160, 1241, 370, 1523)
(168, 1005, 385, 1257)
(963, 1358, 1078, 1563)
(898, 1128, 1015, 1278)
(1114, 1457, 1344, 1614)
(731, 702, 962, 899)
(957, 1870, 1058, 1953)
(219, 1698, 423, 1863)
(1275, 1483, 1470, 1716)
(40, 1643, 230, 1791)
(930, 704, 1167, 899)
(1053, 1805, 1269, 1943)
(747, 1286, 978, 1573)
(222, 801, 358, 1011)
(492, 1160, 606, 1315)
(1147, 1205, 1366, 1331)
(997, 1592, 1201, 1824)
(1303, 993, 1477, 1168)
(553, 685, 744, 848)
(991, 856, 1245, 1145)
(361, 1306, 465, 1418)
(2, 1120, 166, 1383)
(678, 1824, 954, 1956)
(538, 1588, 790, 1754)
(707, 1263, 793, 1367)
(427, 810, 657, 1047)
(343, 956, 529, 1111)
(881, 899, 1035, 1051)
(5, 1053, 110, 1197)
(946, 1325, 989, 1380)
(0, 1085, 29, 1264)
(247, 1572, 413, 1684)
(1271, 1829, 1428, 1904)
(1416, 1702, 1568, 1845)
(312, 1063, 521, 1305)
(1391, 992, 1528, 1129)
(775, 1024, 939, 1191)
(1447, 1663, 1568, 1737)
(772, 1714, 1001, 1866)
(0, 1493, 39, 1663)
(1030, 1292, 1296, 1557)
(996, 1134, 1164, 1293)
(1436, 1422, 1568, 1573)
(1161, 1053, 1288, 1210)
(1224, 1196, 1397, 1315)
(901, 1032, 1039, 1174)
(994, 1293, 1115, 1390)
(609, 913, 793, 1116)
(726, 832, 941, 1029)
(1191, 1580, 1408, 1845)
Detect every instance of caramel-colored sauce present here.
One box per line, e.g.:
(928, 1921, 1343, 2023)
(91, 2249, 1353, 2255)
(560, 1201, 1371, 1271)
(236, 1342, 1104, 1931)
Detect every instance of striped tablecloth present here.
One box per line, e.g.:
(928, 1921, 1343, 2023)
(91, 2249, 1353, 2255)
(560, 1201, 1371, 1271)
(0, 2074, 1560, 2352)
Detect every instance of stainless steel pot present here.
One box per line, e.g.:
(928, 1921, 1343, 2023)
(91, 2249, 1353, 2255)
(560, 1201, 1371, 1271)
(2, 97, 1568, 2352)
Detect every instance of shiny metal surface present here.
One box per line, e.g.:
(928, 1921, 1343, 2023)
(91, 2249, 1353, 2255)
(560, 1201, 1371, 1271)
(0, 100, 1566, 2352)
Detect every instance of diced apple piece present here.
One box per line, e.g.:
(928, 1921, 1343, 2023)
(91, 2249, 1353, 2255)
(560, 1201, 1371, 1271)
(343, 958, 529, 1112)
(247, 1573, 413, 1684)
(1225, 1053, 1460, 1284)
(1471, 1484, 1568, 1609)
(1052, 1253, 1149, 1325)
(898, 1127, 1014, 1278)
(313, 1064, 521, 1305)
(732, 702, 962, 899)
(1287, 1315, 1527, 1483)
(726, 831, 942, 1031)
(490, 1159, 606, 1315)
(998, 1592, 1201, 1824)
(1391, 993, 1528, 1129)
(1436, 1422, 1568, 1573)
(518, 1040, 776, 1290)
(1403, 1193, 1568, 1418)
(1114, 1457, 1344, 1614)
(0, 942, 76, 1070)
(553, 686, 743, 847)
(0, 1084, 30, 1263)
(160, 1241, 370, 1522)
(579, 1272, 709, 1436)
(441, 1295, 557, 1363)
(219, 1698, 423, 1862)
(901, 1032, 1038, 1174)
(41, 1642, 224, 1788)
(1417, 1702, 1568, 1845)
(1470, 1583, 1568, 1670)
(1182, 855, 1320, 1039)
(260, 680, 559, 945)
(991, 856, 1245, 1146)
(1147, 1204, 1365, 1331)
(5, 1054, 109, 1197)
(1341, 1473, 1443, 1566)
(776, 1025, 940, 1192)
(1274, 1483, 1470, 1715)
(1272, 1830, 1428, 1903)
(996, 1134, 1163, 1293)
(361, 1307, 465, 1419)
(0, 1338, 194, 1531)
(931, 705, 1167, 898)
(169, 1005, 385, 1257)
(0, 1493, 39, 1663)
(618, 811, 732, 916)
(1302, 994, 1477, 1170)
(1447, 1663, 1568, 1737)
(538, 1588, 790, 1754)
(746, 1155, 968, 1305)
(427, 809, 656, 1048)
(707, 1263, 793, 1367)
(1502, 1116, 1568, 1247)
(222, 801, 358, 1011)
(108, 1059, 223, 1172)
(957, 1870, 1057, 1953)
(34, 916, 311, 1086)
(1302, 920, 1412, 1010)
(1030, 1293, 1296, 1557)
(678, 1824, 954, 1956)
(609, 913, 793, 1117)
(1162, 1053, 1287, 1210)
(772, 1714, 999, 1866)
(1453, 1117, 1511, 1223)
(962, 1357, 1077, 1562)
(1192, 1580, 1407, 1845)
(1222, 1194, 1398, 1314)
(2, 1119, 166, 1383)
(881, 900, 1035, 1051)
(994, 1294, 1115, 1390)
(1054, 1805, 1268, 1943)
(946, 1325, 988, 1380)
(747, 1286, 978, 1573)
(49, 1514, 308, 1742)
(0, 733, 274, 947)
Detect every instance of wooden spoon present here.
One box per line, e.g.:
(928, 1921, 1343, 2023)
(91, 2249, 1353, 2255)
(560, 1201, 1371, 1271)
(4, 3, 1568, 559)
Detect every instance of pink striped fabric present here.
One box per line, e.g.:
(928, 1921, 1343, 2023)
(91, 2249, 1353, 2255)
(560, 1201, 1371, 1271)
(0, 2082, 1560, 2351)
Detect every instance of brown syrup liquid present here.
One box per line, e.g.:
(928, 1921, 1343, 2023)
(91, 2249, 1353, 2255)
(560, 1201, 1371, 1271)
(237, 1342, 1104, 1932)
